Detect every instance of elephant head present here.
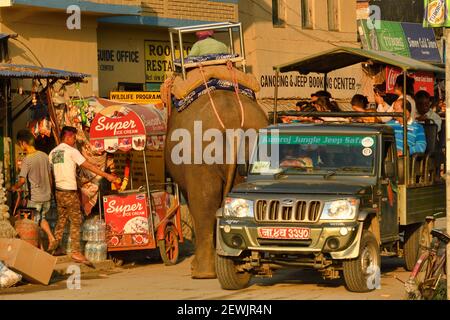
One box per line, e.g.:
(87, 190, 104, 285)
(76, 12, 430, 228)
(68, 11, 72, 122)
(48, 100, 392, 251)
(165, 90, 268, 278)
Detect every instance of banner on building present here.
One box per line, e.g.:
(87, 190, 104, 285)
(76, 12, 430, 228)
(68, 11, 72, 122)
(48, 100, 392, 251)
(258, 65, 365, 100)
(358, 19, 442, 63)
(376, 21, 411, 57)
(401, 22, 442, 61)
(423, 0, 450, 27)
(385, 66, 435, 96)
(144, 40, 192, 84)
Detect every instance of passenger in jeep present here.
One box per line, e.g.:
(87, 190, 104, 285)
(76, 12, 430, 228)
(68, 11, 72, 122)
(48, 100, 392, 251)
(280, 145, 314, 169)
(415, 90, 442, 132)
(386, 99, 427, 156)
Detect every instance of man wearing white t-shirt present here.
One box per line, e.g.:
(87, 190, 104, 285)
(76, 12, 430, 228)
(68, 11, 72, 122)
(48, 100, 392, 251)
(375, 75, 417, 124)
(48, 126, 117, 264)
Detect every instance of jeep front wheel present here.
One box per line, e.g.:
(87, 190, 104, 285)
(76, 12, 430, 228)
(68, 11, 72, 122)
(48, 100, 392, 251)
(343, 230, 381, 292)
(216, 254, 251, 290)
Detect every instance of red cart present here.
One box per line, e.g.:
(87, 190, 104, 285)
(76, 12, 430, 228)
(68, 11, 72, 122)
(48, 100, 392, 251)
(89, 103, 183, 265)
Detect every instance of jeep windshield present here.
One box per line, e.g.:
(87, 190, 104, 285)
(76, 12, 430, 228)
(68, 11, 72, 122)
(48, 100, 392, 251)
(249, 133, 377, 176)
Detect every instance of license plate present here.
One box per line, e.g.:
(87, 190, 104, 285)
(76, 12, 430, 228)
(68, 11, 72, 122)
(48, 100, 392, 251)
(257, 227, 311, 240)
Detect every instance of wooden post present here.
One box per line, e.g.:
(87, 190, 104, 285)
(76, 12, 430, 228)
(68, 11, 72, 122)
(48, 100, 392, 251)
(445, 28, 450, 301)
(273, 70, 279, 125)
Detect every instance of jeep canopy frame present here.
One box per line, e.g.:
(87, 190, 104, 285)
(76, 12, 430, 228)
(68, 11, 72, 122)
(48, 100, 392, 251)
(272, 46, 445, 185)
(168, 21, 246, 79)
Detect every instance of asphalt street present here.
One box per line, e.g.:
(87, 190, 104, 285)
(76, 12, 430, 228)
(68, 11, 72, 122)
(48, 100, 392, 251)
(0, 218, 446, 300)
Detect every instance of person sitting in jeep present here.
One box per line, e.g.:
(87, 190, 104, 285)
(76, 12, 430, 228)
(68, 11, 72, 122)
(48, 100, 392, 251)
(280, 145, 314, 170)
(386, 99, 427, 156)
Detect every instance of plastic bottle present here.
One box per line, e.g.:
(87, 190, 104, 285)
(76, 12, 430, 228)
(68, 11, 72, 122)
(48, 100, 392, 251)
(84, 242, 94, 261)
(96, 241, 107, 261)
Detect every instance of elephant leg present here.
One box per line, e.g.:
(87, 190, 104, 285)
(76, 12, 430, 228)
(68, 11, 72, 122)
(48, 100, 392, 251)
(187, 172, 223, 279)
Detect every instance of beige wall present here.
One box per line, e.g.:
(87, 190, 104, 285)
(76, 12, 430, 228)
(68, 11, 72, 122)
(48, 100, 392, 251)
(97, 24, 148, 97)
(141, 0, 238, 22)
(0, 7, 99, 141)
(97, 24, 196, 97)
(240, 0, 362, 100)
(0, 7, 99, 97)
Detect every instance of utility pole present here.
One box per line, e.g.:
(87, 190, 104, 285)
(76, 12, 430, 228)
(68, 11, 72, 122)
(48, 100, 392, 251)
(446, 28, 450, 301)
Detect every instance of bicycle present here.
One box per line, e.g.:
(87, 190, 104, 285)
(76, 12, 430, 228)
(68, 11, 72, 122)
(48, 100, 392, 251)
(405, 229, 449, 300)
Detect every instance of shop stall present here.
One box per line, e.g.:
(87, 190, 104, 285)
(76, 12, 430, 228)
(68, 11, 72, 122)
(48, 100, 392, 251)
(89, 103, 183, 265)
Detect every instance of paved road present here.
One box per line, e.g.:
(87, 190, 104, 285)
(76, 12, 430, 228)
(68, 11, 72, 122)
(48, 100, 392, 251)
(0, 218, 446, 300)
(0, 254, 410, 300)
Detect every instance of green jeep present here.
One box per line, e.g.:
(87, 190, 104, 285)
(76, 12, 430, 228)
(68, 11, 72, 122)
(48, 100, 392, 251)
(215, 123, 446, 292)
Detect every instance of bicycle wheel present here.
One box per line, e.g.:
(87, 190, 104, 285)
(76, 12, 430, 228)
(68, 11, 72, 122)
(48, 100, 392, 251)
(406, 251, 433, 300)
(407, 251, 445, 300)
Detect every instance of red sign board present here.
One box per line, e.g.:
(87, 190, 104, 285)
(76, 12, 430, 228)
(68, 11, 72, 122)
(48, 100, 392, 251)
(103, 192, 154, 248)
(90, 104, 167, 153)
(385, 66, 435, 96)
(90, 106, 145, 139)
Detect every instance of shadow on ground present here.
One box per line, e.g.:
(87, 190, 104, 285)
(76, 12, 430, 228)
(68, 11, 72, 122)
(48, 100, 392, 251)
(110, 239, 195, 268)
(247, 256, 407, 290)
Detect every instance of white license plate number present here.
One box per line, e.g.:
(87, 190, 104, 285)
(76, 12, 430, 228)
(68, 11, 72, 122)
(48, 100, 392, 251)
(257, 227, 311, 240)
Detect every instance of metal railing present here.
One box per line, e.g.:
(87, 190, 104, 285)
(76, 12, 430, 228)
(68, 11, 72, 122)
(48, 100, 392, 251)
(168, 21, 246, 79)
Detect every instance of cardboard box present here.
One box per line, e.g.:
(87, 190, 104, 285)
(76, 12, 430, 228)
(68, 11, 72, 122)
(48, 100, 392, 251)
(0, 239, 57, 285)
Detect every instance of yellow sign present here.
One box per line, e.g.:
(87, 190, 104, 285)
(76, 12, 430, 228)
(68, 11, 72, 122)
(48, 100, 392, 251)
(144, 40, 192, 83)
(109, 91, 162, 104)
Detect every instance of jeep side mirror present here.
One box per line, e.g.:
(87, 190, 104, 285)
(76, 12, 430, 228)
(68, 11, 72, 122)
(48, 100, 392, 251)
(384, 161, 395, 178)
(237, 163, 248, 176)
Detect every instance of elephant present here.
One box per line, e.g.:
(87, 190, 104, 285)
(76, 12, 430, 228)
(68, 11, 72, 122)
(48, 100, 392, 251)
(165, 90, 268, 278)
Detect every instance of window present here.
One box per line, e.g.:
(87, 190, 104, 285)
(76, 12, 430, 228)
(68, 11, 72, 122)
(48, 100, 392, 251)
(272, 0, 286, 27)
(117, 82, 144, 91)
(327, 0, 340, 31)
(301, 0, 313, 29)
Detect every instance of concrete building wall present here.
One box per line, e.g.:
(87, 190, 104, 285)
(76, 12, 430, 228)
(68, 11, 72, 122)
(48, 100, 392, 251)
(142, 0, 238, 21)
(1, 0, 239, 99)
(97, 24, 194, 97)
(240, 0, 361, 101)
(0, 7, 99, 96)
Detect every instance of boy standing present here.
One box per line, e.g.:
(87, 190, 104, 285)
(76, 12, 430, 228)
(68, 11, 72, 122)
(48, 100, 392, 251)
(11, 129, 56, 249)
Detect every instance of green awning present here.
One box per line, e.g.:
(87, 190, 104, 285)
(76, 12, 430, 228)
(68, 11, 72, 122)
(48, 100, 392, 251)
(273, 46, 445, 75)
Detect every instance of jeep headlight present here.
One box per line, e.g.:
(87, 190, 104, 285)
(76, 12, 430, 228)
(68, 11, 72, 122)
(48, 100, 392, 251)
(223, 198, 254, 218)
(321, 199, 359, 220)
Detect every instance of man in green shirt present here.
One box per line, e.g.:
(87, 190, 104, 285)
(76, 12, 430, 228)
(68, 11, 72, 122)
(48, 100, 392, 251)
(188, 30, 229, 57)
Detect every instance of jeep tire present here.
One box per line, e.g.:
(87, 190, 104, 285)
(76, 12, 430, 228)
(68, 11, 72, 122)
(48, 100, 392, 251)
(404, 222, 430, 271)
(216, 254, 251, 290)
(343, 230, 381, 292)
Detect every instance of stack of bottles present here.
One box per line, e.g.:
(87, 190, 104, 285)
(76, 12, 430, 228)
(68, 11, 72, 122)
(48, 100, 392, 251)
(82, 216, 107, 262)
(0, 162, 16, 239)
(0, 162, 6, 205)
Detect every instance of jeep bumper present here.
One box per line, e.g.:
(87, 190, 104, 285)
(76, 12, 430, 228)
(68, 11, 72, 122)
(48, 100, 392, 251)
(216, 218, 363, 260)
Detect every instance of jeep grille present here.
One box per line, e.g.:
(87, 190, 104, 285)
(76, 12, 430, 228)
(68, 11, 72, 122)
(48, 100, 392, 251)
(255, 200, 322, 223)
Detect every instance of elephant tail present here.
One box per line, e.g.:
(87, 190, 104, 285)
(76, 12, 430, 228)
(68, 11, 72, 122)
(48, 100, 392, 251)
(223, 133, 240, 199)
